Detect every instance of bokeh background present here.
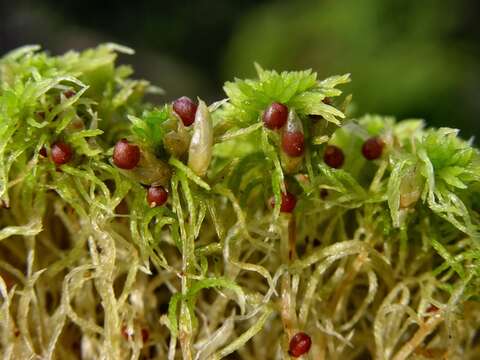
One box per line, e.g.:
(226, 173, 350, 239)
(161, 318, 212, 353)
(1, 0, 479, 139)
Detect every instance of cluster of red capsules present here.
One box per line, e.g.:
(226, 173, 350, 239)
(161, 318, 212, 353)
(45, 92, 384, 214)
(42, 94, 198, 208)
(38, 87, 384, 354)
(323, 135, 384, 169)
(263, 102, 304, 213)
(112, 96, 199, 208)
(46, 132, 170, 211)
(265, 99, 385, 214)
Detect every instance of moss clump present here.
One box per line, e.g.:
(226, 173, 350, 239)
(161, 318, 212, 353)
(0, 44, 479, 359)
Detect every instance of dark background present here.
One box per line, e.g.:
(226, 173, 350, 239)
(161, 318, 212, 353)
(1, 0, 479, 139)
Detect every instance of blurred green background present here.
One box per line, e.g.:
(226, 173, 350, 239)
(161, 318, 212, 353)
(1, 0, 479, 139)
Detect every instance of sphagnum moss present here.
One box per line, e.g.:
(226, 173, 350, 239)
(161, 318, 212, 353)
(0, 44, 479, 360)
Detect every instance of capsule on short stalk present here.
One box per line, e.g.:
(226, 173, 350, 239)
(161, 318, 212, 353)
(362, 136, 384, 160)
(289, 332, 312, 357)
(323, 145, 344, 169)
(280, 110, 304, 173)
(270, 191, 297, 213)
(173, 96, 197, 127)
(263, 102, 288, 129)
(147, 186, 168, 207)
(51, 141, 73, 165)
(188, 100, 213, 177)
(113, 139, 141, 170)
(282, 110, 305, 157)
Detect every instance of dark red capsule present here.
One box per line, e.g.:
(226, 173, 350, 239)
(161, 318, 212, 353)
(263, 102, 288, 129)
(270, 192, 297, 213)
(51, 142, 73, 165)
(282, 131, 305, 157)
(362, 137, 384, 160)
(173, 96, 197, 126)
(323, 145, 344, 169)
(426, 304, 439, 313)
(39, 147, 47, 157)
(147, 186, 168, 207)
(113, 139, 141, 170)
(289, 332, 312, 357)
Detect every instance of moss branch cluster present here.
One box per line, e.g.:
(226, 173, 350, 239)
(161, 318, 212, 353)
(0, 44, 479, 359)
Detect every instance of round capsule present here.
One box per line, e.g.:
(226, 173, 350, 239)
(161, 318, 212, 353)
(113, 139, 141, 170)
(173, 96, 197, 126)
(323, 145, 344, 169)
(289, 332, 312, 357)
(362, 137, 384, 160)
(263, 102, 288, 129)
(270, 192, 297, 213)
(282, 131, 305, 157)
(51, 142, 73, 165)
(147, 186, 168, 207)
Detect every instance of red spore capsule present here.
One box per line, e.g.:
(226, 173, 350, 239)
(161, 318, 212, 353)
(323, 145, 344, 168)
(270, 192, 297, 213)
(263, 102, 288, 129)
(147, 186, 168, 207)
(362, 137, 384, 160)
(113, 139, 140, 170)
(282, 131, 305, 157)
(51, 142, 73, 165)
(173, 96, 197, 126)
(289, 332, 312, 357)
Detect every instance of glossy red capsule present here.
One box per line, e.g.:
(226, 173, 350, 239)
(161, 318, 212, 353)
(323, 145, 344, 169)
(282, 131, 305, 157)
(173, 96, 197, 126)
(362, 137, 384, 160)
(51, 142, 73, 165)
(147, 186, 168, 207)
(270, 192, 297, 213)
(113, 139, 140, 170)
(289, 332, 312, 357)
(263, 102, 288, 129)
